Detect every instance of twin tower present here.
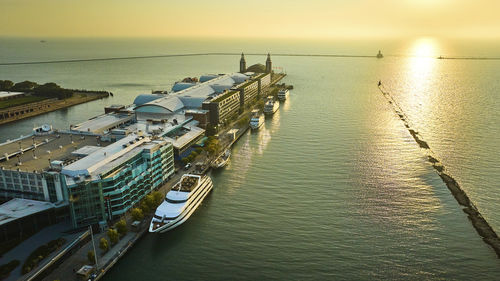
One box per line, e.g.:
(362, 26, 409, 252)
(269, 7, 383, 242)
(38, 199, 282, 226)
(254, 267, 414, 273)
(240, 53, 272, 73)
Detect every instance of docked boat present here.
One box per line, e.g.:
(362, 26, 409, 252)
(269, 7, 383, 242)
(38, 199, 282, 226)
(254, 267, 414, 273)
(149, 174, 213, 233)
(263, 96, 279, 115)
(249, 109, 264, 130)
(376, 50, 384, 58)
(211, 149, 230, 169)
(277, 89, 289, 101)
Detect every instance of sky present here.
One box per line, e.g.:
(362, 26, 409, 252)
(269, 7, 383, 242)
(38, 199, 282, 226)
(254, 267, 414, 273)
(1, 0, 500, 39)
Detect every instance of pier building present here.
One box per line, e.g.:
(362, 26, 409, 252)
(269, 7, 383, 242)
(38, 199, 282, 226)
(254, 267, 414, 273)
(61, 134, 174, 228)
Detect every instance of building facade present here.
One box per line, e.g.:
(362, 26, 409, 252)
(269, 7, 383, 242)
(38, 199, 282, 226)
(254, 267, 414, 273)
(202, 90, 241, 126)
(235, 79, 259, 109)
(62, 135, 174, 228)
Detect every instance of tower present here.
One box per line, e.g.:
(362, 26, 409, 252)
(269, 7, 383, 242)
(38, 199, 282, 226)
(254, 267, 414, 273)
(266, 53, 272, 73)
(240, 53, 246, 73)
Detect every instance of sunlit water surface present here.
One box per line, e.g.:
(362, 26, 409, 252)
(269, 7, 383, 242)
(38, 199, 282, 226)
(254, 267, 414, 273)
(0, 38, 499, 280)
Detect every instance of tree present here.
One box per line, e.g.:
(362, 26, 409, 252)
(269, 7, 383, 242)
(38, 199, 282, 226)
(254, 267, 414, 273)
(115, 219, 128, 237)
(99, 238, 109, 253)
(131, 208, 144, 221)
(11, 80, 38, 92)
(107, 228, 119, 245)
(87, 250, 95, 265)
(151, 191, 163, 207)
(0, 80, 14, 91)
(181, 157, 189, 165)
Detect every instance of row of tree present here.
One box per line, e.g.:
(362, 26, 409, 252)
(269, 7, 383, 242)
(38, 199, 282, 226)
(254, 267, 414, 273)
(88, 191, 164, 263)
(0, 80, 73, 99)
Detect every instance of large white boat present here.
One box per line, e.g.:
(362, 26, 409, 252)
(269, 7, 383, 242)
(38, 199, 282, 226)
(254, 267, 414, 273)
(263, 96, 279, 115)
(277, 89, 289, 101)
(249, 109, 264, 130)
(211, 149, 230, 169)
(149, 174, 213, 233)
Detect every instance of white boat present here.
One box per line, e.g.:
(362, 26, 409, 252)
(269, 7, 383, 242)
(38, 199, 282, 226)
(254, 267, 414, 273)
(263, 96, 279, 115)
(211, 149, 230, 169)
(277, 89, 289, 101)
(249, 109, 264, 130)
(149, 174, 213, 233)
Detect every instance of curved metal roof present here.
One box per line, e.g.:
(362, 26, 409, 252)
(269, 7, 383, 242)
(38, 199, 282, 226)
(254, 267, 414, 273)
(133, 94, 164, 106)
(172, 82, 196, 92)
(200, 74, 219, 83)
(135, 96, 184, 113)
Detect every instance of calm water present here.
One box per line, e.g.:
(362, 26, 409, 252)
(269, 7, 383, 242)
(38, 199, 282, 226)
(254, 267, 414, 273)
(1, 38, 499, 280)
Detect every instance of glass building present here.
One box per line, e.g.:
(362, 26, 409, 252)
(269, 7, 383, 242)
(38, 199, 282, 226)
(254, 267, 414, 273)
(61, 134, 174, 228)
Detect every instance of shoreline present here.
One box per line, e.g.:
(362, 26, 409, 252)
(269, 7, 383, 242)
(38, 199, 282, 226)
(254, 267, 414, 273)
(0, 92, 109, 125)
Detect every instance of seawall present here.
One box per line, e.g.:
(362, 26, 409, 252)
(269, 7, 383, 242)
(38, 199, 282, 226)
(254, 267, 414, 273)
(377, 83, 500, 258)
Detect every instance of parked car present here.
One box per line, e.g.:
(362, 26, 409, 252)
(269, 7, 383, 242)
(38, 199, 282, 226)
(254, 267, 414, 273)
(184, 163, 192, 170)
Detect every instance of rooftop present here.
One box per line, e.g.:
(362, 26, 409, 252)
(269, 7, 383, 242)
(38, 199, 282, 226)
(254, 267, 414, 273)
(70, 113, 134, 134)
(61, 134, 148, 179)
(0, 198, 56, 226)
(0, 133, 108, 172)
(0, 91, 25, 98)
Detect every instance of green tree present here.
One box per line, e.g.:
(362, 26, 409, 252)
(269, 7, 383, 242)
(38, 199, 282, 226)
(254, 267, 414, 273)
(115, 219, 128, 237)
(0, 80, 14, 91)
(195, 147, 203, 154)
(99, 238, 109, 253)
(181, 157, 189, 165)
(11, 80, 38, 92)
(131, 208, 144, 221)
(87, 250, 95, 264)
(151, 191, 163, 207)
(107, 228, 119, 245)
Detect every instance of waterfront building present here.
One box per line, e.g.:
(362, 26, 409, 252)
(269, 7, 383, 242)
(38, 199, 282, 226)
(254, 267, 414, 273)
(0, 198, 65, 241)
(61, 134, 174, 228)
(0, 91, 26, 101)
(202, 90, 241, 126)
(234, 79, 259, 109)
(0, 131, 108, 203)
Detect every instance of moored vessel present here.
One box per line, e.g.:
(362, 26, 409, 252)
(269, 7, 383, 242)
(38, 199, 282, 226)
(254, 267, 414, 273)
(277, 89, 289, 101)
(149, 174, 213, 233)
(263, 96, 279, 115)
(249, 109, 264, 130)
(211, 149, 230, 169)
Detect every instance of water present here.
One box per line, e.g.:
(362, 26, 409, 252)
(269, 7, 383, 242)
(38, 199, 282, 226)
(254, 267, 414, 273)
(1, 38, 499, 280)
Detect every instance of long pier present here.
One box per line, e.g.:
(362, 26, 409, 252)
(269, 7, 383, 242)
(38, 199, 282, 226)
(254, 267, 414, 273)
(377, 82, 500, 258)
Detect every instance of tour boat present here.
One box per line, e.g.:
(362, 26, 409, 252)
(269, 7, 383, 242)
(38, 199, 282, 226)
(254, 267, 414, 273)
(263, 96, 279, 115)
(149, 174, 213, 233)
(277, 89, 289, 101)
(211, 149, 230, 169)
(249, 109, 264, 130)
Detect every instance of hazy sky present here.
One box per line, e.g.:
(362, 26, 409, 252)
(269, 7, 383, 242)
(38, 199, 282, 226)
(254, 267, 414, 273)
(1, 0, 499, 39)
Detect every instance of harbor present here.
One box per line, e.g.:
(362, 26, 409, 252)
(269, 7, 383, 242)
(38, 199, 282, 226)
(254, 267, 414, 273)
(0, 54, 289, 281)
(2, 38, 500, 280)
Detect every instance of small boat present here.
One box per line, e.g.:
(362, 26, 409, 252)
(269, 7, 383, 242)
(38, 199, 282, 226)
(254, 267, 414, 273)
(249, 109, 264, 130)
(376, 50, 383, 58)
(277, 89, 289, 101)
(149, 174, 213, 233)
(211, 149, 230, 169)
(263, 96, 279, 115)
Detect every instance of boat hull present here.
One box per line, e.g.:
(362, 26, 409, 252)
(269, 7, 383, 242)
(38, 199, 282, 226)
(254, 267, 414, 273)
(149, 176, 213, 233)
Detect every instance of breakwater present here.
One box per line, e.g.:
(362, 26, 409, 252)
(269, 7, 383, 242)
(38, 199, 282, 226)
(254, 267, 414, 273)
(377, 83, 500, 258)
(0, 53, 377, 66)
